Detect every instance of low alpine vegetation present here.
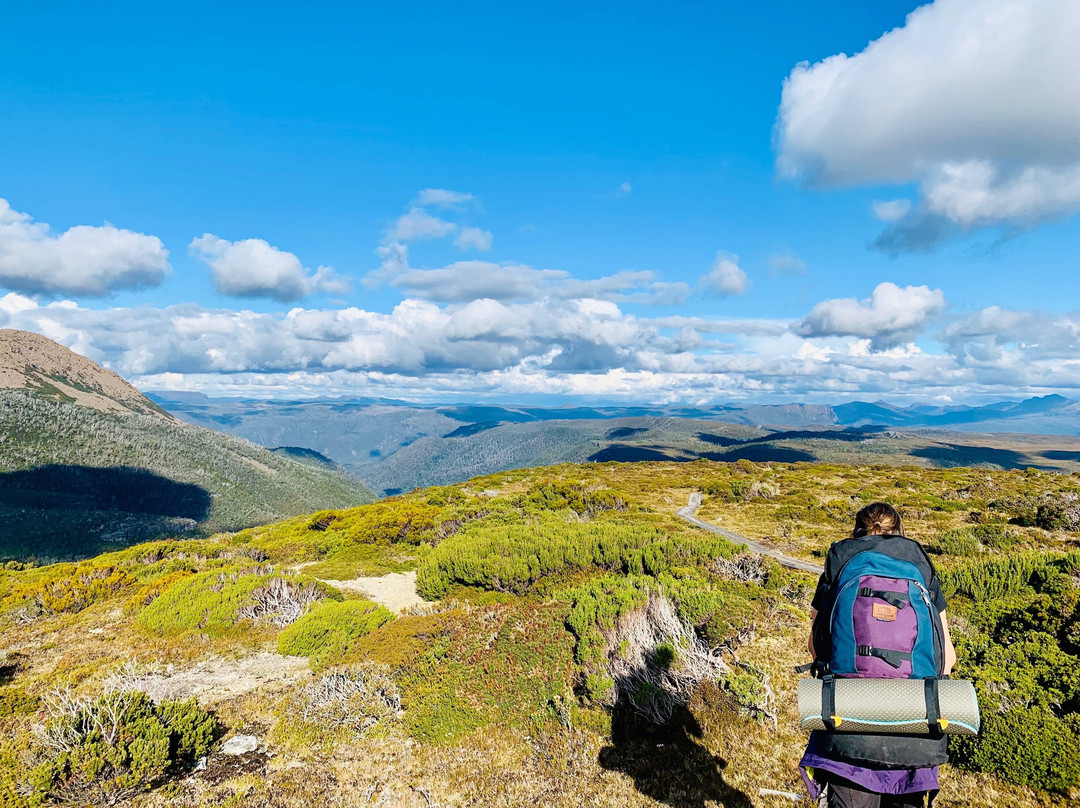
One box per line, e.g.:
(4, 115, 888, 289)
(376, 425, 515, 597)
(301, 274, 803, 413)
(277, 599, 395, 667)
(30, 687, 216, 806)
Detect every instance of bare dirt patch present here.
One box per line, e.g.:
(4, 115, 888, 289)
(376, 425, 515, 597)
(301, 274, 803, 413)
(321, 571, 425, 613)
(112, 652, 311, 705)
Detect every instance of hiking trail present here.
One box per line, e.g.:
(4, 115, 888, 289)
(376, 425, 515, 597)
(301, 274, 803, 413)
(675, 492, 824, 575)
(319, 570, 424, 613)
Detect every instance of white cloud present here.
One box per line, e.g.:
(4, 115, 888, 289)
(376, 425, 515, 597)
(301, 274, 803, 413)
(767, 251, 806, 276)
(776, 0, 1080, 248)
(390, 262, 567, 303)
(6, 292, 1080, 400)
(453, 226, 494, 251)
(700, 252, 748, 297)
(189, 234, 348, 302)
(386, 208, 457, 242)
(617, 181, 632, 196)
(415, 189, 475, 208)
(0, 198, 170, 296)
(368, 241, 687, 305)
(795, 282, 946, 350)
(872, 199, 913, 222)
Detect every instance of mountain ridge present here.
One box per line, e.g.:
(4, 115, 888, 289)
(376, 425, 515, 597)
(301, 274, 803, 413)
(0, 328, 171, 419)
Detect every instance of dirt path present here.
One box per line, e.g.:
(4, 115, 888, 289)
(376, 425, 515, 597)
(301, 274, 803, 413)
(110, 652, 311, 705)
(320, 570, 425, 613)
(675, 492, 824, 575)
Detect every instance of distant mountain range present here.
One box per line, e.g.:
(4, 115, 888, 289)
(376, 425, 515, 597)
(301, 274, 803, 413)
(151, 391, 1080, 496)
(0, 330, 373, 562)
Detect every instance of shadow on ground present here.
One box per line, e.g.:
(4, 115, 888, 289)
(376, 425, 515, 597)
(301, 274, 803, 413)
(599, 702, 752, 808)
(910, 443, 1055, 470)
(0, 465, 212, 563)
(0, 465, 212, 518)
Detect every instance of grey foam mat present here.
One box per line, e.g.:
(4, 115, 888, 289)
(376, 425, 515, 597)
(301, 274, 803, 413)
(798, 678, 980, 736)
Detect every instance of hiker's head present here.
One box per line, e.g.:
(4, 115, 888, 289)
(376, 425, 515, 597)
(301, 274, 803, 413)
(852, 502, 904, 538)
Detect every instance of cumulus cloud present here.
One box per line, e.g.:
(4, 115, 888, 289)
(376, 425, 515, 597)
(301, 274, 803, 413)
(0, 198, 170, 296)
(768, 251, 806, 276)
(390, 262, 567, 303)
(776, 0, 1080, 248)
(415, 189, 475, 208)
(386, 208, 457, 242)
(795, 282, 946, 350)
(368, 241, 687, 305)
(942, 305, 1080, 362)
(453, 226, 494, 251)
(700, 253, 748, 297)
(189, 234, 347, 302)
(5, 290, 1079, 400)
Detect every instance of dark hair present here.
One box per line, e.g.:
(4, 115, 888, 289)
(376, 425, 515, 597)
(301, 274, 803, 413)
(853, 502, 904, 538)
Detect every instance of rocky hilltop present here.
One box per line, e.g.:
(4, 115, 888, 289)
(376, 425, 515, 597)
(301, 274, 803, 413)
(0, 328, 170, 418)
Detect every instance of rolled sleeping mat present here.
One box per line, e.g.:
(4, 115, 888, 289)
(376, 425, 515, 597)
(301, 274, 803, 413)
(798, 677, 980, 736)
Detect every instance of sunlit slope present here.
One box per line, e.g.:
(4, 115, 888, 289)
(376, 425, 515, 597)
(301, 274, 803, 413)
(1, 460, 1077, 806)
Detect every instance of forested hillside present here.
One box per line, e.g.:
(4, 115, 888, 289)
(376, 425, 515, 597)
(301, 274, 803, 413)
(0, 391, 374, 562)
(152, 393, 1080, 496)
(1, 460, 1077, 807)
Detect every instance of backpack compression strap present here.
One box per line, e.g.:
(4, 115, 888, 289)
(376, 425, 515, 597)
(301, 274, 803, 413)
(924, 677, 946, 735)
(856, 646, 912, 669)
(857, 587, 910, 609)
(820, 676, 841, 731)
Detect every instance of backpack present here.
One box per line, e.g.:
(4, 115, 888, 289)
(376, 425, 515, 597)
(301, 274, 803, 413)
(808, 535, 950, 769)
(813, 534, 946, 680)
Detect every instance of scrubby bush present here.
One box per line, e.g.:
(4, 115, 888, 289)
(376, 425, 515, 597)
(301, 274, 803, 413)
(4, 562, 133, 616)
(517, 481, 630, 516)
(30, 689, 215, 806)
(277, 600, 394, 667)
(940, 551, 1080, 602)
(927, 528, 981, 557)
(970, 522, 1021, 551)
(135, 565, 278, 635)
(954, 706, 1080, 793)
(274, 664, 402, 751)
(565, 575, 652, 666)
(236, 577, 338, 628)
(417, 518, 736, 599)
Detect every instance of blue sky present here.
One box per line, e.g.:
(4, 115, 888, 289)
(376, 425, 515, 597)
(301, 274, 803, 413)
(1, 0, 1078, 402)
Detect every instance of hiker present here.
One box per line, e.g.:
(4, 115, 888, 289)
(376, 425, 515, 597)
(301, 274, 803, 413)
(800, 502, 957, 808)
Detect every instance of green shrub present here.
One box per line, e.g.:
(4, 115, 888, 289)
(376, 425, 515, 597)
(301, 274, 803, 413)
(660, 575, 759, 648)
(417, 517, 734, 599)
(404, 688, 484, 745)
(517, 481, 630, 516)
(136, 565, 276, 636)
(30, 691, 215, 806)
(277, 600, 394, 668)
(1035, 504, 1068, 531)
(940, 551, 1080, 602)
(971, 522, 1021, 551)
(927, 528, 980, 557)
(0, 688, 37, 718)
(564, 575, 651, 665)
(954, 706, 1080, 793)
